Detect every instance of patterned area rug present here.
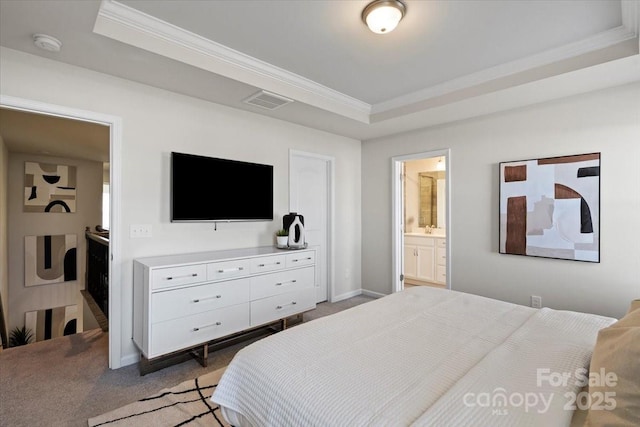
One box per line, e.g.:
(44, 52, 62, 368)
(88, 367, 229, 427)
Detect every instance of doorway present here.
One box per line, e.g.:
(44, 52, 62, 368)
(0, 94, 122, 368)
(391, 149, 451, 293)
(289, 150, 333, 303)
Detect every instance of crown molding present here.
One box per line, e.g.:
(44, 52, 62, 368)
(93, 0, 638, 125)
(621, 1, 639, 35)
(621, 0, 639, 52)
(93, 0, 371, 123)
(363, 54, 640, 141)
(372, 22, 638, 114)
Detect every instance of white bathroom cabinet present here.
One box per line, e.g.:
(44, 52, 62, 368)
(404, 235, 446, 285)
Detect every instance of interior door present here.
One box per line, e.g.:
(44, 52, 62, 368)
(393, 150, 451, 293)
(289, 151, 330, 303)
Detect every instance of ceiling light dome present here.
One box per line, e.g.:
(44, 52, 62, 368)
(362, 0, 406, 34)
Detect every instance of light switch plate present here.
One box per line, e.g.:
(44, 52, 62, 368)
(130, 224, 152, 238)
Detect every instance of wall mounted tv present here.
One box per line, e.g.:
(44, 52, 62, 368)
(171, 152, 273, 222)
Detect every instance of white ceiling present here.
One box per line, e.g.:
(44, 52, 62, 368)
(0, 108, 110, 163)
(1, 0, 639, 145)
(118, 0, 624, 104)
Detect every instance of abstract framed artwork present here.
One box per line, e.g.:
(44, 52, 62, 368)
(24, 234, 77, 286)
(499, 153, 600, 262)
(24, 161, 77, 213)
(25, 304, 78, 342)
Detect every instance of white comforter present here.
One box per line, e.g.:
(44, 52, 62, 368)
(211, 287, 615, 426)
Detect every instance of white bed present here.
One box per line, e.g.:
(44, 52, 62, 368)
(211, 286, 617, 426)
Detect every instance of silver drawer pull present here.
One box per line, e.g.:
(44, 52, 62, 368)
(192, 295, 222, 303)
(193, 321, 221, 331)
(275, 279, 297, 286)
(258, 261, 281, 267)
(166, 273, 198, 280)
(276, 301, 297, 310)
(291, 257, 312, 263)
(217, 267, 244, 273)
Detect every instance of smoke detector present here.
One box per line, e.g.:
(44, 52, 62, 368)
(243, 90, 293, 110)
(33, 34, 62, 52)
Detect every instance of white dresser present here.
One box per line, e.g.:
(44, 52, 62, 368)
(133, 246, 316, 363)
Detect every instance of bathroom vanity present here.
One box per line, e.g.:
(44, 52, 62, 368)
(404, 233, 446, 286)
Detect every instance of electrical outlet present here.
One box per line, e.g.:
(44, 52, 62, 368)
(531, 295, 542, 309)
(130, 224, 152, 238)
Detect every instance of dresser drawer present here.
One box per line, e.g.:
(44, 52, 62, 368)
(151, 278, 250, 323)
(436, 265, 446, 283)
(149, 303, 250, 358)
(250, 288, 315, 327)
(151, 264, 207, 290)
(249, 254, 286, 274)
(134, 246, 318, 364)
(436, 238, 446, 248)
(286, 251, 315, 268)
(207, 259, 250, 281)
(250, 266, 314, 300)
(436, 247, 447, 265)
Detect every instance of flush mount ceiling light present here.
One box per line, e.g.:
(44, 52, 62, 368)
(362, 0, 406, 34)
(33, 34, 62, 52)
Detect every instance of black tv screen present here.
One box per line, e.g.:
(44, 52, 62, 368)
(171, 152, 273, 222)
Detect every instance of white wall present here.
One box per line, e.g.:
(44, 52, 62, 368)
(6, 152, 103, 334)
(363, 82, 640, 319)
(0, 47, 362, 366)
(0, 134, 8, 343)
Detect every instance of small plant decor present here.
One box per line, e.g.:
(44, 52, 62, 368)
(9, 325, 34, 347)
(276, 229, 289, 247)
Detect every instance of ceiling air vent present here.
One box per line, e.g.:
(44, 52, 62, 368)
(243, 90, 293, 110)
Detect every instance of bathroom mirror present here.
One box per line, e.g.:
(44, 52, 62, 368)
(418, 172, 446, 228)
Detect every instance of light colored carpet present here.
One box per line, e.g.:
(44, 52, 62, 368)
(88, 367, 229, 427)
(0, 294, 374, 426)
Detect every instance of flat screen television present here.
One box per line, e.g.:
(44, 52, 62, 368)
(171, 152, 273, 222)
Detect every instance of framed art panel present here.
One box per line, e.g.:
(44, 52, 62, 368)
(499, 153, 600, 262)
(25, 304, 78, 342)
(25, 234, 77, 286)
(24, 161, 77, 213)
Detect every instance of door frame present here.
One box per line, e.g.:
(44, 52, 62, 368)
(391, 148, 451, 293)
(289, 150, 335, 302)
(0, 94, 123, 369)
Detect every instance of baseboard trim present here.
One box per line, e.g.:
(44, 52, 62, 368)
(362, 289, 386, 299)
(333, 289, 387, 300)
(332, 289, 363, 302)
(120, 352, 140, 368)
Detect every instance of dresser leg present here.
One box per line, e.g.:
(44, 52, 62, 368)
(201, 344, 208, 367)
(190, 344, 208, 368)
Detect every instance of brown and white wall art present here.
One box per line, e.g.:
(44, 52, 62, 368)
(24, 161, 77, 213)
(25, 304, 78, 342)
(24, 234, 77, 286)
(499, 153, 600, 262)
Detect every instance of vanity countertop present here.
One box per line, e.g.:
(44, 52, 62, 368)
(405, 232, 445, 238)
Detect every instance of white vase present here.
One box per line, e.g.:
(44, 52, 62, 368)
(288, 216, 305, 248)
(276, 236, 288, 247)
